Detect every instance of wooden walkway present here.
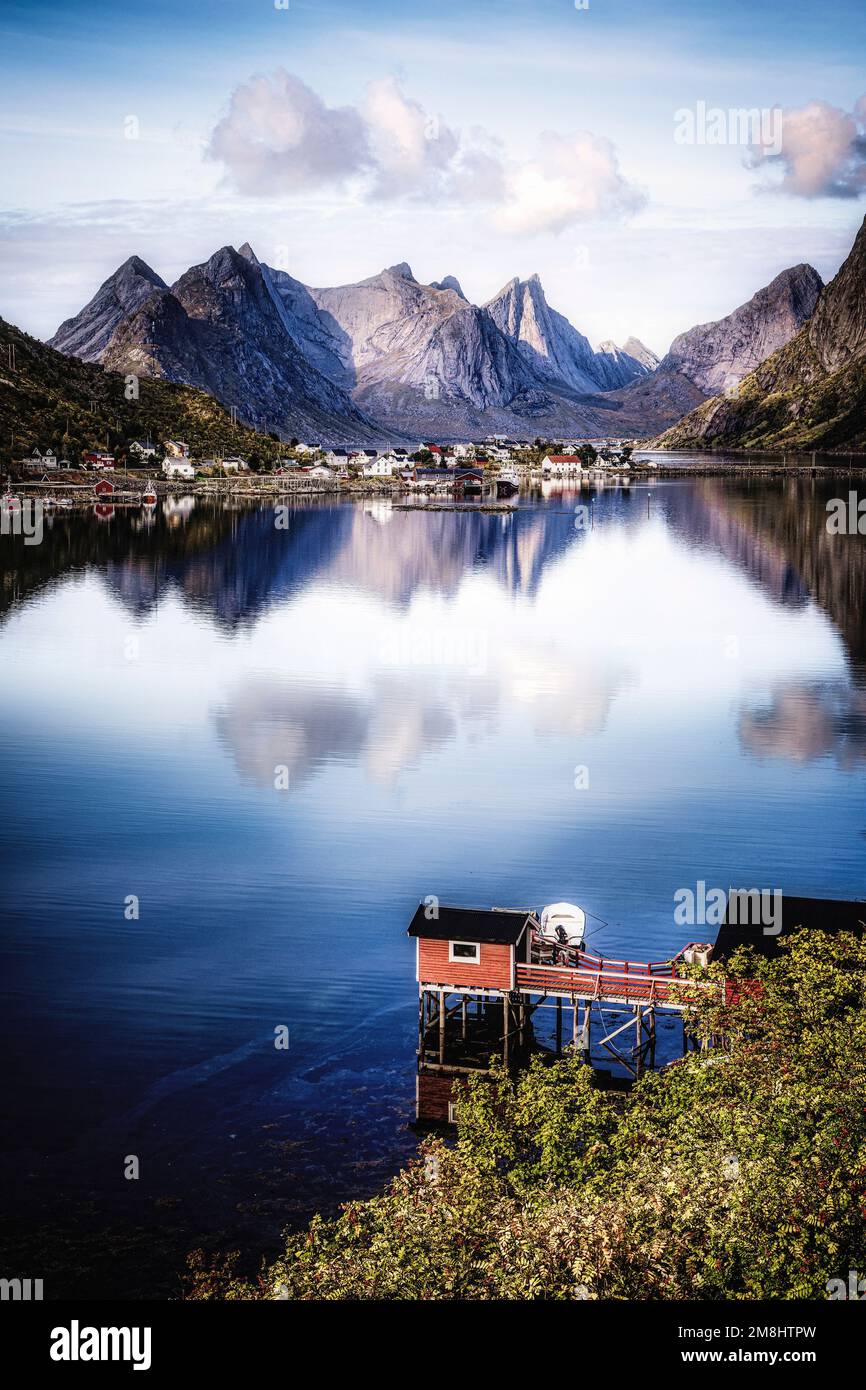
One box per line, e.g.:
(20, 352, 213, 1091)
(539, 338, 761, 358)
(516, 945, 718, 1010)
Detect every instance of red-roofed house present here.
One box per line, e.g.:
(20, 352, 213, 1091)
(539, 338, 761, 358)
(541, 454, 583, 476)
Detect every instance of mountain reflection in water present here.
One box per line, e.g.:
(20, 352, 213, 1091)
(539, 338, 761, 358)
(0, 476, 864, 1295)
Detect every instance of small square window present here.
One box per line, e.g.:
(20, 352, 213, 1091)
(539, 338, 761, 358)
(449, 941, 479, 962)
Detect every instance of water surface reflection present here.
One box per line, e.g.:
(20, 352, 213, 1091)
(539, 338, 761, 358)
(0, 477, 864, 1294)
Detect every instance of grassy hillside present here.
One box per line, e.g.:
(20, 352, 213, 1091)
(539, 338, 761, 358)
(186, 928, 866, 1301)
(0, 316, 290, 468)
(649, 327, 866, 452)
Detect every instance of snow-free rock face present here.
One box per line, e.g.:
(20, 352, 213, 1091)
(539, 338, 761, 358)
(100, 246, 378, 441)
(300, 265, 469, 385)
(484, 275, 601, 392)
(660, 264, 823, 395)
(806, 220, 866, 373)
(264, 261, 595, 436)
(650, 218, 866, 452)
(593, 340, 653, 390)
(621, 337, 660, 372)
(49, 256, 168, 361)
(429, 275, 466, 299)
(51, 245, 823, 443)
(483, 275, 650, 392)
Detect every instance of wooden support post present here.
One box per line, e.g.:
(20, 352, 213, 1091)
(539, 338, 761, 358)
(648, 1007, 656, 1070)
(418, 989, 425, 1060)
(556, 997, 563, 1056)
(438, 990, 446, 1064)
(635, 1005, 643, 1078)
(503, 997, 510, 1069)
(461, 996, 468, 1041)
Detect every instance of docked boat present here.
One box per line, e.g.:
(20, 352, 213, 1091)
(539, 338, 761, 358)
(532, 901, 587, 964)
(495, 466, 519, 498)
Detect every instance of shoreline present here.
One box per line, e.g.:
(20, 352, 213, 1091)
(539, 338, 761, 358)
(7, 459, 866, 504)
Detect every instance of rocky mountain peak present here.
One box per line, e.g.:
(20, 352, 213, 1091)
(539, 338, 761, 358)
(485, 274, 646, 393)
(49, 238, 836, 447)
(430, 275, 466, 299)
(48, 255, 168, 361)
(661, 262, 823, 394)
(202, 244, 256, 281)
(621, 337, 660, 370)
(647, 220, 866, 452)
(117, 255, 164, 285)
(807, 215, 866, 372)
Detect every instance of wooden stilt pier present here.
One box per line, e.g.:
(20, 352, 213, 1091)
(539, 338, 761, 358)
(408, 904, 719, 1123)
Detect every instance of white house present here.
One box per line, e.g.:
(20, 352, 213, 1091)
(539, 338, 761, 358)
(25, 448, 58, 470)
(362, 456, 395, 478)
(221, 457, 249, 473)
(541, 454, 582, 477)
(162, 459, 195, 479)
(129, 440, 157, 459)
(308, 464, 334, 480)
(323, 448, 349, 467)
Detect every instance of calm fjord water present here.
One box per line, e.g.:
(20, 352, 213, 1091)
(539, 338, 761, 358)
(1, 475, 865, 1287)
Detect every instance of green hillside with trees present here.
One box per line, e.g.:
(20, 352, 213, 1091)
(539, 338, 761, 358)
(0, 316, 288, 470)
(187, 927, 866, 1300)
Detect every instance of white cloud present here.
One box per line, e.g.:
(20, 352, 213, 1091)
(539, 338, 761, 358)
(206, 70, 371, 194)
(498, 131, 646, 234)
(206, 69, 639, 231)
(364, 76, 459, 198)
(747, 96, 866, 199)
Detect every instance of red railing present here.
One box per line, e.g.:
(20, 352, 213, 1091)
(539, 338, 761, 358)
(516, 943, 718, 1006)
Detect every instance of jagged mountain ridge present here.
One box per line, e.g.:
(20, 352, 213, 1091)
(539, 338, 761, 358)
(650, 218, 866, 451)
(621, 337, 660, 372)
(660, 264, 823, 395)
(264, 259, 644, 421)
(483, 274, 647, 393)
(49, 249, 656, 439)
(46, 245, 823, 443)
(50, 256, 168, 361)
(62, 246, 378, 442)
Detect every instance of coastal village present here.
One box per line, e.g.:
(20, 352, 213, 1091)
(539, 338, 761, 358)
(4, 434, 646, 505)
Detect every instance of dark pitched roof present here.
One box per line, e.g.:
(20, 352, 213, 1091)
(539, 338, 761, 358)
(407, 904, 532, 945)
(713, 894, 866, 962)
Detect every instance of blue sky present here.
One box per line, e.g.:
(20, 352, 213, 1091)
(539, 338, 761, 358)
(2, 0, 865, 350)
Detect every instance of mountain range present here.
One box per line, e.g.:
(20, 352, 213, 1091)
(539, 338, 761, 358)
(0, 313, 288, 466)
(652, 216, 866, 452)
(46, 244, 826, 444)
